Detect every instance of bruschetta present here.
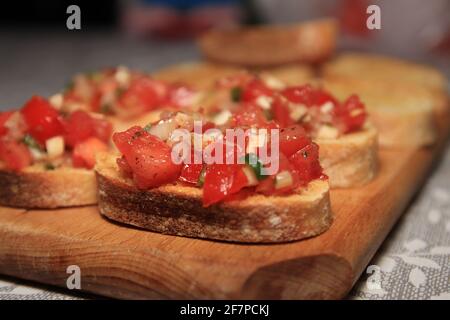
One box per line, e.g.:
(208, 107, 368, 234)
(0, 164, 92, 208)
(321, 53, 448, 147)
(0, 95, 112, 208)
(55, 66, 203, 130)
(199, 73, 378, 188)
(96, 112, 332, 242)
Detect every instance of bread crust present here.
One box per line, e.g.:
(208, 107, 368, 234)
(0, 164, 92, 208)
(95, 153, 333, 243)
(317, 125, 378, 188)
(198, 19, 337, 67)
(0, 166, 97, 208)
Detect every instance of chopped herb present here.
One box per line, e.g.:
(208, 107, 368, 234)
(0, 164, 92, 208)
(143, 124, 152, 133)
(230, 87, 242, 102)
(243, 153, 267, 180)
(100, 103, 111, 114)
(197, 166, 206, 187)
(22, 134, 42, 150)
(44, 163, 55, 170)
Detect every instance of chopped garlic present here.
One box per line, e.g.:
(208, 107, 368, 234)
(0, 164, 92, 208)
(255, 95, 273, 110)
(350, 109, 364, 117)
(320, 101, 334, 114)
(262, 74, 286, 90)
(289, 104, 308, 121)
(212, 110, 232, 126)
(242, 166, 259, 186)
(29, 148, 46, 161)
(275, 171, 294, 190)
(316, 125, 339, 139)
(46, 136, 65, 158)
(49, 93, 64, 110)
(114, 66, 131, 87)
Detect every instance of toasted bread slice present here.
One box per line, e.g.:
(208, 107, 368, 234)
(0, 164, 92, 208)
(322, 52, 449, 119)
(317, 125, 378, 188)
(322, 52, 448, 92)
(198, 19, 337, 67)
(95, 153, 333, 243)
(0, 164, 96, 209)
(322, 76, 438, 147)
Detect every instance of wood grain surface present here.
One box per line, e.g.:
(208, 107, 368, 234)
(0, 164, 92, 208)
(0, 114, 448, 299)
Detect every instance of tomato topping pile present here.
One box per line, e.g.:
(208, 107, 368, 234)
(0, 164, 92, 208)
(62, 68, 198, 119)
(280, 85, 366, 134)
(0, 95, 111, 171)
(113, 113, 324, 207)
(222, 76, 367, 136)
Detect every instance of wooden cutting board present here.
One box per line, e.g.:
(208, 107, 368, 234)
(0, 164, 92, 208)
(0, 115, 448, 300)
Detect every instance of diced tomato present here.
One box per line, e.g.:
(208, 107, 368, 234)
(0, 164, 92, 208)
(0, 111, 14, 136)
(64, 111, 112, 147)
(282, 85, 316, 106)
(91, 117, 112, 143)
(314, 90, 339, 107)
(179, 163, 204, 184)
(202, 163, 248, 207)
(0, 139, 32, 171)
(64, 111, 95, 147)
(289, 142, 322, 184)
(334, 95, 367, 133)
(231, 103, 270, 128)
(89, 90, 102, 112)
(112, 126, 182, 189)
(20, 96, 64, 144)
(283, 85, 339, 107)
(118, 77, 167, 115)
(272, 97, 294, 128)
(279, 125, 311, 157)
(72, 137, 108, 169)
(241, 79, 273, 102)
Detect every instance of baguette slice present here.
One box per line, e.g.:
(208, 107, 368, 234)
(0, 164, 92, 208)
(317, 125, 378, 188)
(322, 52, 449, 119)
(322, 76, 438, 147)
(198, 19, 337, 67)
(0, 165, 96, 208)
(322, 52, 448, 93)
(96, 153, 333, 243)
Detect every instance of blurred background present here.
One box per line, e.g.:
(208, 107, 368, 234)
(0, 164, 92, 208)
(0, 0, 449, 108)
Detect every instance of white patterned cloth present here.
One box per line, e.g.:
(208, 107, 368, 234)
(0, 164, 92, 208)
(349, 145, 450, 300)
